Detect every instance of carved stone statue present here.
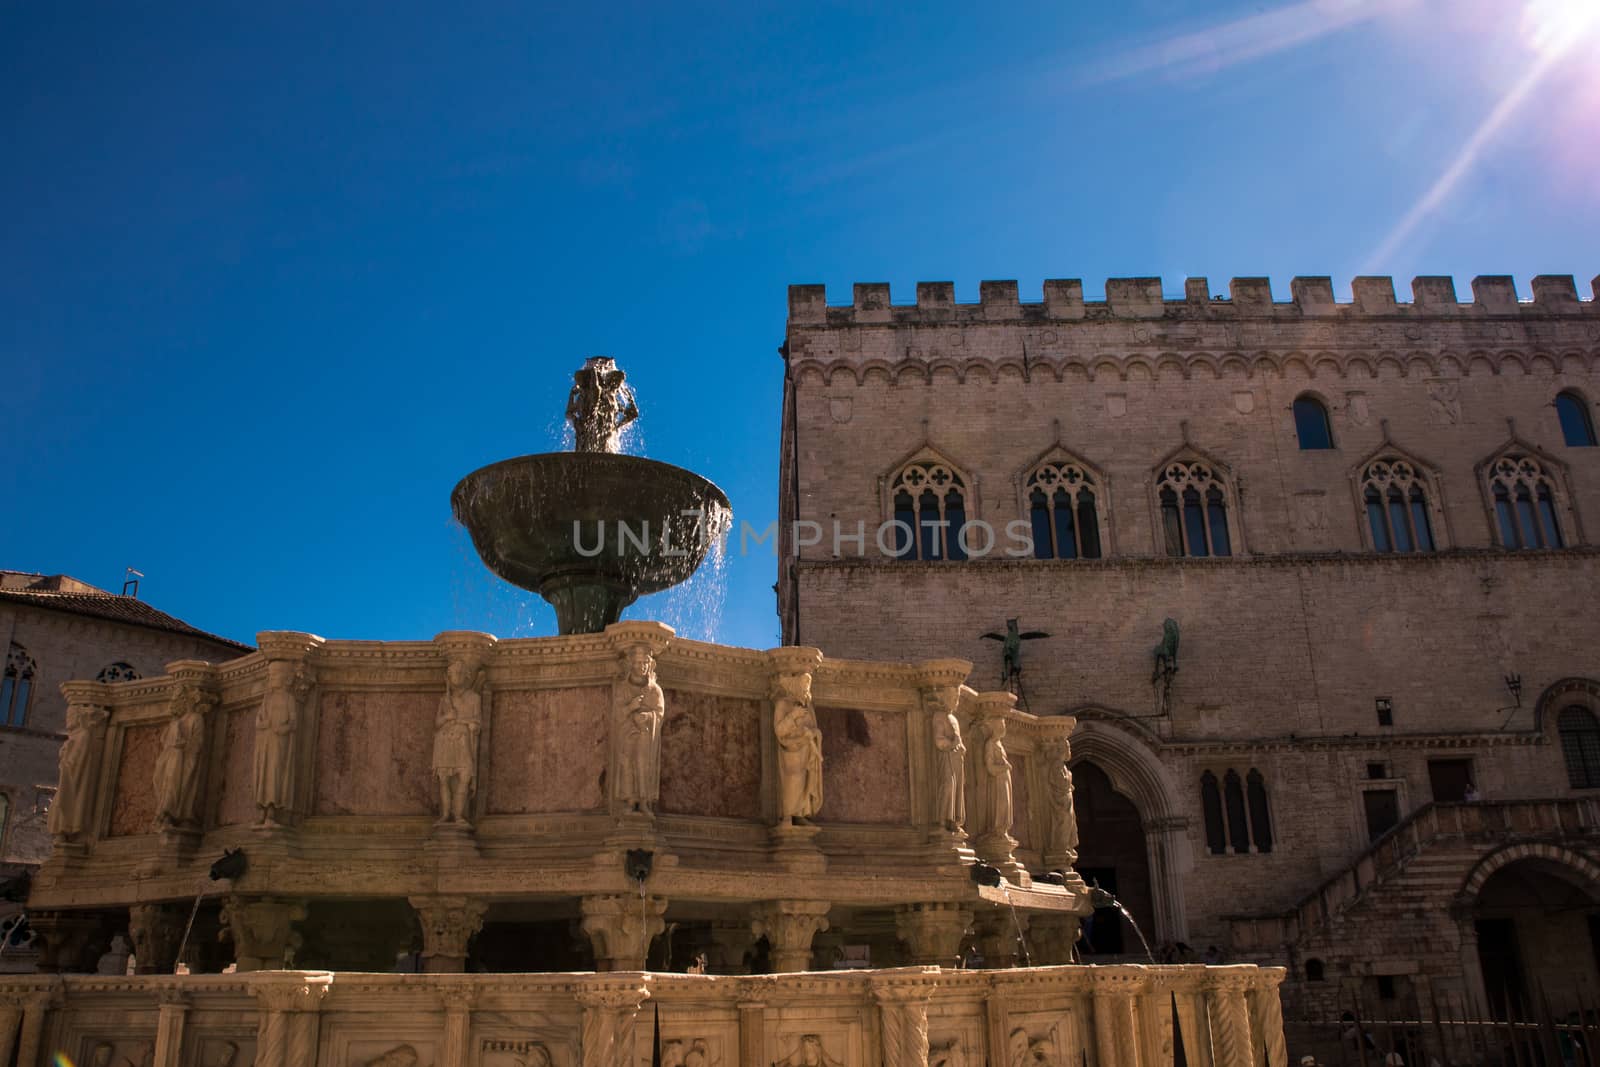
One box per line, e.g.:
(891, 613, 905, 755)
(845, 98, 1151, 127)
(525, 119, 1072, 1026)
(567, 355, 639, 454)
(154, 685, 213, 829)
(927, 688, 966, 834)
(432, 656, 485, 824)
(253, 661, 311, 827)
(981, 718, 1013, 837)
(50, 700, 108, 841)
(777, 1034, 845, 1067)
(1151, 617, 1180, 715)
(615, 642, 665, 813)
(1043, 741, 1079, 865)
(773, 672, 823, 824)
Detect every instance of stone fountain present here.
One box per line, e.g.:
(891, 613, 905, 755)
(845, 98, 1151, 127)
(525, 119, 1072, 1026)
(12, 352, 1287, 1067)
(452, 357, 732, 634)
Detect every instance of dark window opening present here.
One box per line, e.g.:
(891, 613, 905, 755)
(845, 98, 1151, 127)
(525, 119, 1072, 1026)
(1305, 958, 1327, 982)
(1427, 758, 1474, 802)
(1293, 396, 1335, 450)
(1559, 706, 1600, 789)
(1223, 769, 1249, 854)
(1246, 769, 1273, 853)
(1366, 762, 1388, 780)
(1200, 771, 1226, 855)
(1557, 391, 1598, 448)
(1364, 789, 1401, 842)
(1376, 698, 1394, 727)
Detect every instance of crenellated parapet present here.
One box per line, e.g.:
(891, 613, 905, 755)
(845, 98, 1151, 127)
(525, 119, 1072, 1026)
(786, 274, 1600, 386)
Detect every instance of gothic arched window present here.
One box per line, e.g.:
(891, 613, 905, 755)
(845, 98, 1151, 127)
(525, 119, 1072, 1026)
(1026, 461, 1102, 560)
(1487, 453, 1564, 549)
(95, 662, 140, 684)
(2, 644, 36, 728)
(1247, 769, 1273, 853)
(1158, 460, 1233, 557)
(889, 458, 972, 561)
(1200, 771, 1226, 855)
(1223, 769, 1249, 854)
(1558, 706, 1600, 789)
(1293, 396, 1334, 450)
(1361, 457, 1435, 553)
(1557, 391, 1597, 448)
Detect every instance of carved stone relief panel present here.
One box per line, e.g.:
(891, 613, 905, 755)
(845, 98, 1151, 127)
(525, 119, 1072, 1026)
(1009, 755, 1032, 849)
(1006, 1008, 1089, 1067)
(927, 1004, 985, 1067)
(767, 1012, 865, 1067)
(634, 1018, 738, 1067)
(211, 705, 257, 828)
(182, 1033, 254, 1067)
(477, 1021, 580, 1067)
(321, 1031, 441, 1067)
(69, 1035, 158, 1067)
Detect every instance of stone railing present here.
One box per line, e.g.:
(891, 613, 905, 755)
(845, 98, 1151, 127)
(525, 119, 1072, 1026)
(1226, 798, 1600, 950)
(0, 963, 1287, 1067)
(31, 623, 1089, 973)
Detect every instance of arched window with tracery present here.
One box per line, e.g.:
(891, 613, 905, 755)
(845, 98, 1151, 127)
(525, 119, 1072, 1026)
(1157, 459, 1233, 557)
(1200, 771, 1226, 855)
(96, 662, 140, 684)
(1558, 706, 1600, 788)
(889, 457, 972, 561)
(1361, 457, 1435, 553)
(2, 644, 36, 728)
(1247, 769, 1273, 852)
(1223, 769, 1249, 854)
(1026, 460, 1102, 560)
(1556, 391, 1597, 448)
(1486, 452, 1564, 549)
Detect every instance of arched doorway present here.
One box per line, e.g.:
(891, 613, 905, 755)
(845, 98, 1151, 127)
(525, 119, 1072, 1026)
(1471, 857, 1600, 1018)
(1072, 760, 1155, 956)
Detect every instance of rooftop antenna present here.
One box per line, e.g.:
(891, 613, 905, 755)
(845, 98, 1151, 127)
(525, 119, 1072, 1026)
(122, 568, 143, 599)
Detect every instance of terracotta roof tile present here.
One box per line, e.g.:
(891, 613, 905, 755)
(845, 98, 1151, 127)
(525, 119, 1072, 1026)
(0, 588, 253, 655)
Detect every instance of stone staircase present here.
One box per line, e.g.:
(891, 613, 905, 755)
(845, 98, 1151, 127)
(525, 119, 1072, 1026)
(1227, 798, 1600, 952)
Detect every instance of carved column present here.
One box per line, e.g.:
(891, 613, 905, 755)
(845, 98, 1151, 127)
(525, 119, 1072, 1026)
(1091, 970, 1146, 1067)
(30, 909, 116, 973)
(16, 994, 51, 1067)
(752, 900, 830, 973)
(577, 976, 652, 1067)
(0, 997, 19, 1067)
(441, 988, 475, 1067)
(130, 901, 189, 974)
(49, 688, 111, 857)
(249, 972, 332, 1067)
(254, 631, 322, 830)
(973, 908, 1028, 968)
(222, 896, 307, 972)
(737, 981, 770, 1067)
(1170, 973, 1216, 1067)
(1207, 969, 1256, 1067)
(153, 989, 189, 1067)
(1248, 969, 1288, 1067)
(410, 896, 488, 973)
(1028, 914, 1082, 965)
(895, 902, 971, 968)
(582, 893, 666, 971)
(872, 972, 938, 1067)
(970, 691, 1024, 880)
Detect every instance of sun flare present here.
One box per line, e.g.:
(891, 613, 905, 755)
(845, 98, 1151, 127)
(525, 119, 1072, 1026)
(1521, 0, 1600, 56)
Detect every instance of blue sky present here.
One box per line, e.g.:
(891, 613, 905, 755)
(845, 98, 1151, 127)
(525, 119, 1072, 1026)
(3, 1, 1597, 652)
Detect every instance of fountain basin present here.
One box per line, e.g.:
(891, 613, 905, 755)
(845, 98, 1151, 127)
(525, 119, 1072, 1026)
(452, 452, 731, 634)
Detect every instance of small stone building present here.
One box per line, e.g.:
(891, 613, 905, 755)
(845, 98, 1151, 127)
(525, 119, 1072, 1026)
(0, 571, 250, 873)
(777, 273, 1600, 1019)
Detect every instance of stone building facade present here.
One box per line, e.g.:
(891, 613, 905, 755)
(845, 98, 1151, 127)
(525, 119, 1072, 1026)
(778, 273, 1600, 1018)
(0, 571, 250, 874)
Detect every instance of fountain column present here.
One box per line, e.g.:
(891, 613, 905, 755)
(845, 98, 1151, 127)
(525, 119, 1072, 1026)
(248, 972, 331, 1067)
(411, 896, 488, 973)
(1207, 969, 1257, 1067)
(129, 901, 188, 974)
(895, 902, 972, 967)
(153, 989, 189, 1067)
(871, 971, 938, 1067)
(1248, 969, 1288, 1067)
(972, 907, 1028, 968)
(752, 900, 830, 972)
(222, 896, 307, 971)
(582, 893, 667, 971)
(1091, 969, 1147, 1067)
(577, 976, 652, 1067)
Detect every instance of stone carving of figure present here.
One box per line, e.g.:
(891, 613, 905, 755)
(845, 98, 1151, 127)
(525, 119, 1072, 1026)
(567, 355, 639, 454)
(982, 718, 1013, 837)
(432, 657, 485, 824)
(927, 688, 965, 833)
(685, 1038, 711, 1067)
(365, 1046, 419, 1067)
(615, 642, 665, 813)
(777, 1034, 844, 1067)
(773, 673, 823, 824)
(253, 661, 310, 826)
(1044, 748, 1079, 864)
(50, 701, 107, 841)
(154, 686, 212, 829)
